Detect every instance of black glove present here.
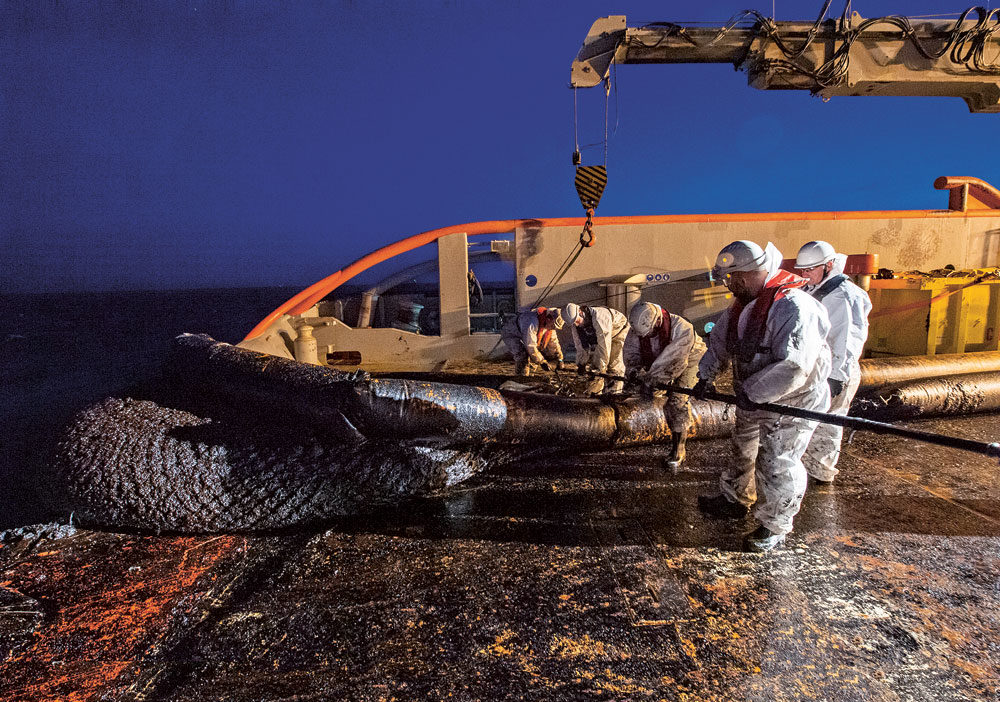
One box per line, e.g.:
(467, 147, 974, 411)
(639, 379, 656, 399)
(828, 377, 845, 398)
(576, 363, 589, 376)
(691, 378, 714, 400)
(538, 360, 551, 372)
(555, 360, 565, 371)
(734, 387, 755, 411)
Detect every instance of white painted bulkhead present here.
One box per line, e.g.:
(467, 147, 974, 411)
(515, 214, 1000, 333)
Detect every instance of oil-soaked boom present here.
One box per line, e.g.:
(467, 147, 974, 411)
(571, 6, 1000, 112)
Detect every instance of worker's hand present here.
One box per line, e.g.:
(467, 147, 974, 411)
(734, 387, 755, 411)
(692, 378, 714, 399)
(555, 360, 565, 371)
(576, 363, 590, 376)
(625, 368, 645, 385)
(539, 360, 551, 372)
(827, 377, 844, 398)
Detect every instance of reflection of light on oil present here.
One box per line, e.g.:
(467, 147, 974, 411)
(444, 490, 477, 518)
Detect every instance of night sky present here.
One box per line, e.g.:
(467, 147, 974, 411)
(2, 1, 998, 293)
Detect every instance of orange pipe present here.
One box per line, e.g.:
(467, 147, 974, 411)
(243, 208, 1000, 342)
(934, 176, 1000, 210)
(780, 253, 878, 275)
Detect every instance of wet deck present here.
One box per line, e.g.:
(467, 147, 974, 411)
(2, 410, 999, 700)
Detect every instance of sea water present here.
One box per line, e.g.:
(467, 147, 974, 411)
(0, 287, 299, 527)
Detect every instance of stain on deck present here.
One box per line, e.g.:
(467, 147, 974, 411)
(2, 412, 999, 700)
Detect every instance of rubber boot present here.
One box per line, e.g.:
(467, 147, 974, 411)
(664, 431, 686, 471)
(743, 525, 786, 552)
(697, 493, 750, 519)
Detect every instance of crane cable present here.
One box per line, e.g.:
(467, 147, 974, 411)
(531, 75, 614, 311)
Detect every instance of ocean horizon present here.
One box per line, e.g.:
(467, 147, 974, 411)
(0, 286, 302, 528)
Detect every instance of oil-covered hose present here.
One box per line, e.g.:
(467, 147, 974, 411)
(587, 369, 1000, 462)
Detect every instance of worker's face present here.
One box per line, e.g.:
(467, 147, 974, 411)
(572, 312, 584, 327)
(640, 320, 660, 338)
(795, 260, 833, 286)
(724, 269, 768, 303)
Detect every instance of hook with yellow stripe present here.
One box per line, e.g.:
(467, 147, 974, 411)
(574, 166, 605, 247)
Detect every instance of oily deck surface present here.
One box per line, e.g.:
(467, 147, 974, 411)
(2, 412, 999, 701)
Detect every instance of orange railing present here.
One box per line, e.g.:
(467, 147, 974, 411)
(244, 218, 580, 341)
(243, 199, 1000, 342)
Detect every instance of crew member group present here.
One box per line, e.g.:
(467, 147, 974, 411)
(506, 238, 870, 553)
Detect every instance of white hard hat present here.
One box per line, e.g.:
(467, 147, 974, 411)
(795, 240, 837, 269)
(628, 302, 663, 337)
(562, 303, 581, 325)
(713, 240, 767, 277)
(547, 308, 565, 330)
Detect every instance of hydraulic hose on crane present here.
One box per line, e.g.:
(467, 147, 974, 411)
(570, 9, 1000, 112)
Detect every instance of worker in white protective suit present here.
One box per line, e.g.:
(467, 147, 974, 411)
(795, 240, 872, 484)
(623, 302, 707, 470)
(694, 240, 832, 552)
(562, 303, 630, 395)
(500, 307, 565, 376)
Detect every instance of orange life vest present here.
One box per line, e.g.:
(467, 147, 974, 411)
(536, 307, 553, 348)
(725, 270, 806, 364)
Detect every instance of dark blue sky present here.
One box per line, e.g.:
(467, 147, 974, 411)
(2, 1, 997, 293)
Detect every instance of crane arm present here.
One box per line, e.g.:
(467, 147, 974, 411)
(571, 9, 1000, 113)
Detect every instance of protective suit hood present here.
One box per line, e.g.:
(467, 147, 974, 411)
(828, 253, 848, 278)
(761, 242, 784, 283)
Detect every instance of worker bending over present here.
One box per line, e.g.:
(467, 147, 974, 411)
(795, 241, 872, 484)
(501, 307, 565, 376)
(624, 302, 707, 470)
(562, 303, 630, 395)
(695, 240, 832, 552)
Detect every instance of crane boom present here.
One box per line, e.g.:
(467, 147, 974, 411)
(571, 10, 1000, 113)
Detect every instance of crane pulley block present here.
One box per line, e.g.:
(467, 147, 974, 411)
(574, 165, 607, 210)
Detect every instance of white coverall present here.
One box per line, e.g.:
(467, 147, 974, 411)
(802, 255, 872, 482)
(571, 306, 630, 394)
(501, 309, 563, 374)
(624, 313, 707, 433)
(699, 267, 832, 536)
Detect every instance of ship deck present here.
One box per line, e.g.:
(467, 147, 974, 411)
(2, 380, 999, 700)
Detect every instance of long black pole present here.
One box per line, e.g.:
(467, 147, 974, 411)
(585, 370, 1000, 461)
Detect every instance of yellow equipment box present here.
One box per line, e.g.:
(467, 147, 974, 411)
(867, 270, 1000, 357)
